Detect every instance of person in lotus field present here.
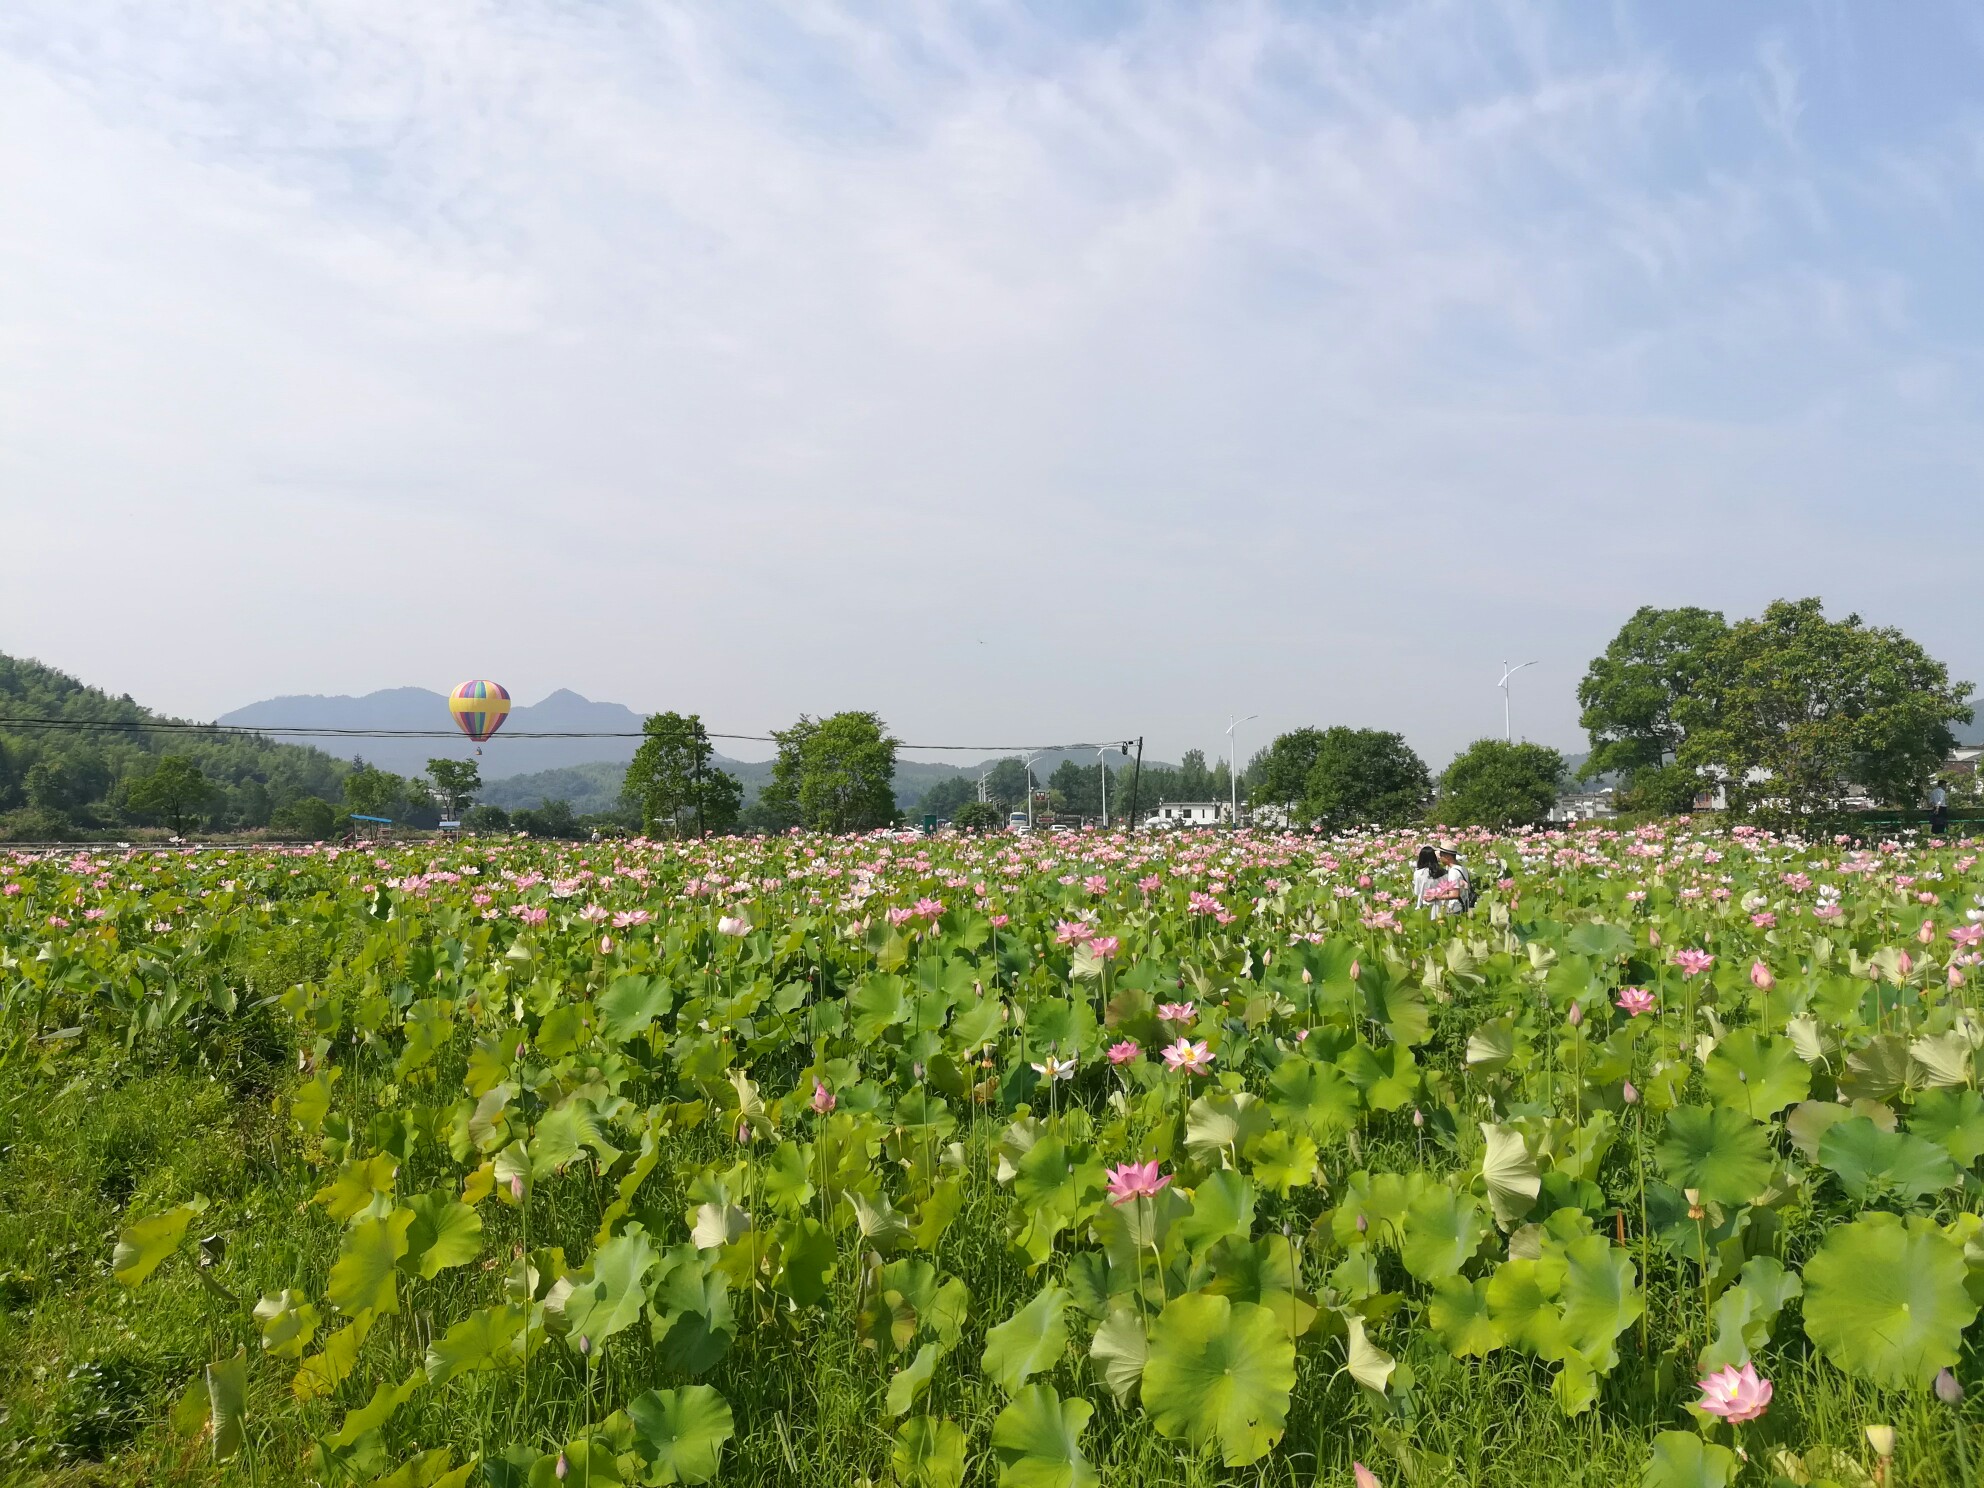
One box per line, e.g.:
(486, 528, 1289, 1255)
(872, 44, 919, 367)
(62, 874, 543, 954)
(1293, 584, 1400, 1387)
(1413, 845, 1465, 916)
(1438, 846, 1477, 911)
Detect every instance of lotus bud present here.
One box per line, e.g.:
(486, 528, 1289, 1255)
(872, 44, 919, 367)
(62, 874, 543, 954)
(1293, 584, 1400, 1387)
(1649, 929, 1661, 946)
(1935, 1368, 1964, 1404)
(1301, 967, 1313, 984)
(1566, 1002, 1584, 1028)
(1952, 966, 1967, 988)
(600, 935, 613, 954)
(1355, 1213, 1369, 1235)
(578, 1334, 591, 1356)
(1919, 918, 1937, 945)
(555, 1454, 570, 1481)
(1750, 961, 1774, 991)
(1353, 1464, 1382, 1488)
(510, 1174, 525, 1202)
(1412, 1108, 1425, 1128)
(1349, 960, 1361, 981)
(1864, 1425, 1895, 1459)
(1622, 1080, 1639, 1105)
(811, 1078, 836, 1115)
(1897, 950, 1913, 977)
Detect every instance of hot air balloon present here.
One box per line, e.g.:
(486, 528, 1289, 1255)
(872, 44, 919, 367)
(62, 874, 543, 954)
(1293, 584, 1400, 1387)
(449, 679, 511, 754)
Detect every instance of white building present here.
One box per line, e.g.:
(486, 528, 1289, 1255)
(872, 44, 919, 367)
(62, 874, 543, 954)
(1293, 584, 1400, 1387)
(1141, 801, 1228, 828)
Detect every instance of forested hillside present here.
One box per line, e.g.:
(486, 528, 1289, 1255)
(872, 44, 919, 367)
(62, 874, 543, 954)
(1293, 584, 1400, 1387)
(0, 654, 350, 839)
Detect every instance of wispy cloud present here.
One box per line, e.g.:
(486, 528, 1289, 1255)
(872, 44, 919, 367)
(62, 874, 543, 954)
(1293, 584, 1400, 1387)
(1, 2, 1979, 763)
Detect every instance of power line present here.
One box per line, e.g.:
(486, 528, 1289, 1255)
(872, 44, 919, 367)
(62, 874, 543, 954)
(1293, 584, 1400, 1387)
(0, 714, 1137, 755)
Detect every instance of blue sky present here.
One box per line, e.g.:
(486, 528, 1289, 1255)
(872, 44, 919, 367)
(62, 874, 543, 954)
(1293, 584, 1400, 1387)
(2, 2, 1979, 768)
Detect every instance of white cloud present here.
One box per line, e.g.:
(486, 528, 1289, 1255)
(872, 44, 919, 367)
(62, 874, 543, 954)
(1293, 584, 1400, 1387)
(1, 1, 1979, 766)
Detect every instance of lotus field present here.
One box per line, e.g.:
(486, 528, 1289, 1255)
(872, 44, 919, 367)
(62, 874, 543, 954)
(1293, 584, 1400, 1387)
(4, 823, 1984, 1487)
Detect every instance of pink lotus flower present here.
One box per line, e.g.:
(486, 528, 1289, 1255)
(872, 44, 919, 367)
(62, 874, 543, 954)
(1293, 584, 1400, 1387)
(1106, 1040, 1141, 1065)
(1750, 961, 1774, 991)
(716, 915, 749, 936)
(1161, 1038, 1214, 1075)
(1353, 1465, 1382, 1488)
(811, 1078, 835, 1114)
(1615, 988, 1656, 1017)
(1953, 924, 1984, 948)
(1054, 919, 1092, 946)
(1695, 1362, 1772, 1423)
(1105, 1161, 1171, 1205)
(1673, 948, 1714, 978)
(1157, 1001, 1196, 1024)
(1087, 936, 1120, 960)
(1750, 911, 1776, 928)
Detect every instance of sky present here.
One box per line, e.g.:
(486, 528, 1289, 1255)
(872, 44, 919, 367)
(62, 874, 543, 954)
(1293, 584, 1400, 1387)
(4, 1, 1982, 771)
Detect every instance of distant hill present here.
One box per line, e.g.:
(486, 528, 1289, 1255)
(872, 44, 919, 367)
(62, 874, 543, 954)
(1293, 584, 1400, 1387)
(219, 688, 649, 779)
(0, 652, 351, 839)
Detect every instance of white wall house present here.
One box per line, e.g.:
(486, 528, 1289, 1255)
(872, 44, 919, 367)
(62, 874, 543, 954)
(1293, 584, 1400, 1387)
(1141, 801, 1228, 828)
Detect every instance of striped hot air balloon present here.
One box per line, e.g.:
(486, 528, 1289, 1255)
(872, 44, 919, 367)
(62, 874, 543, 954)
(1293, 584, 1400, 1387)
(448, 680, 511, 752)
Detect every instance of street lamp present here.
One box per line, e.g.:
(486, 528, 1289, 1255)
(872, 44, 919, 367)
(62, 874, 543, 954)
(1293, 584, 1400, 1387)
(1095, 745, 1119, 828)
(1019, 749, 1041, 829)
(1498, 661, 1538, 742)
(1224, 714, 1258, 828)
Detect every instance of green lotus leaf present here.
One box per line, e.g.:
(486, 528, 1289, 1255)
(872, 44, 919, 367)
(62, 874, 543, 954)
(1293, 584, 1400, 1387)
(628, 1385, 735, 1485)
(1332, 1170, 1432, 1250)
(1701, 1030, 1810, 1118)
(1344, 1314, 1395, 1393)
(1655, 1106, 1771, 1208)
(989, 1383, 1099, 1488)
(1176, 1171, 1257, 1256)
(597, 974, 672, 1044)
(1465, 1016, 1516, 1073)
(401, 1190, 483, 1279)
(757, 1141, 816, 1216)
(652, 1251, 735, 1375)
(425, 1303, 525, 1385)
(1802, 1212, 1978, 1387)
(1566, 921, 1632, 961)
(1088, 1309, 1147, 1405)
(112, 1196, 210, 1287)
(1817, 1116, 1957, 1205)
(1401, 1187, 1492, 1284)
(1184, 1091, 1272, 1162)
(1341, 1039, 1419, 1110)
(1139, 1292, 1296, 1467)
(1246, 1129, 1318, 1197)
(313, 1154, 399, 1220)
(1910, 1030, 1974, 1087)
(253, 1289, 321, 1359)
(1642, 1430, 1736, 1488)
(328, 1207, 414, 1317)
(205, 1347, 248, 1462)
(887, 1341, 941, 1417)
(982, 1284, 1072, 1395)
(1479, 1124, 1541, 1228)
(1556, 1235, 1642, 1371)
(1265, 1057, 1359, 1139)
(1911, 1086, 1984, 1166)
(1784, 1100, 1855, 1163)
(1699, 1256, 1800, 1373)
(555, 1230, 657, 1348)
(1485, 1256, 1569, 1361)
(1428, 1276, 1505, 1357)
(1839, 1033, 1912, 1103)
(772, 1216, 836, 1307)
(892, 1416, 967, 1488)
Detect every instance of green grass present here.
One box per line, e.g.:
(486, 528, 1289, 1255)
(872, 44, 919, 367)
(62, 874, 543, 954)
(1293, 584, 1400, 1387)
(4, 1046, 1980, 1486)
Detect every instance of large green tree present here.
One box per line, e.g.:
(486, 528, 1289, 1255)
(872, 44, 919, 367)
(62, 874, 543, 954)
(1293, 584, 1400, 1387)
(425, 757, 482, 818)
(1436, 740, 1564, 828)
(1577, 606, 1728, 813)
(1674, 598, 1973, 820)
(621, 712, 742, 836)
(1300, 728, 1431, 832)
(124, 756, 215, 835)
(763, 712, 899, 832)
(1252, 729, 1327, 814)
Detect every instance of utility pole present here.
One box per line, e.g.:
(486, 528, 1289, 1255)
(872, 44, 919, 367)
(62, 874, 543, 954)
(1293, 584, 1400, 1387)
(1498, 661, 1538, 743)
(1225, 714, 1258, 828)
(1125, 737, 1145, 830)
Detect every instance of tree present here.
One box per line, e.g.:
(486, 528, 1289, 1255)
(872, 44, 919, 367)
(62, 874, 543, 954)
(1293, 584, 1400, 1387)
(916, 776, 976, 821)
(622, 712, 742, 837)
(272, 795, 337, 839)
(795, 712, 899, 832)
(1301, 728, 1431, 832)
(342, 763, 411, 819)
(1253, 729, 1328, 813)
(425, 758, 482, 818)
(1675, 598, 1973, 821)
(1178, 749, 1214, 799)
(125, 755, 215, 835)
(463, 804, 511, 834)
(1436, 740, 1563, 828)
(981, 758, 1031, 810)
(1577, 606, 1729, 812)
(951, 800, 1000, 831)
(513, 798, 579, 838)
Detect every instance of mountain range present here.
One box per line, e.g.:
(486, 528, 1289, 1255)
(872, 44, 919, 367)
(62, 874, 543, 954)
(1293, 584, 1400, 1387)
(217, 689, 1167, 812)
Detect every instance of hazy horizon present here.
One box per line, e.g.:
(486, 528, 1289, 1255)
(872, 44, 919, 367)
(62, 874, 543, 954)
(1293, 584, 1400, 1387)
(6, 2, 1981, 770)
